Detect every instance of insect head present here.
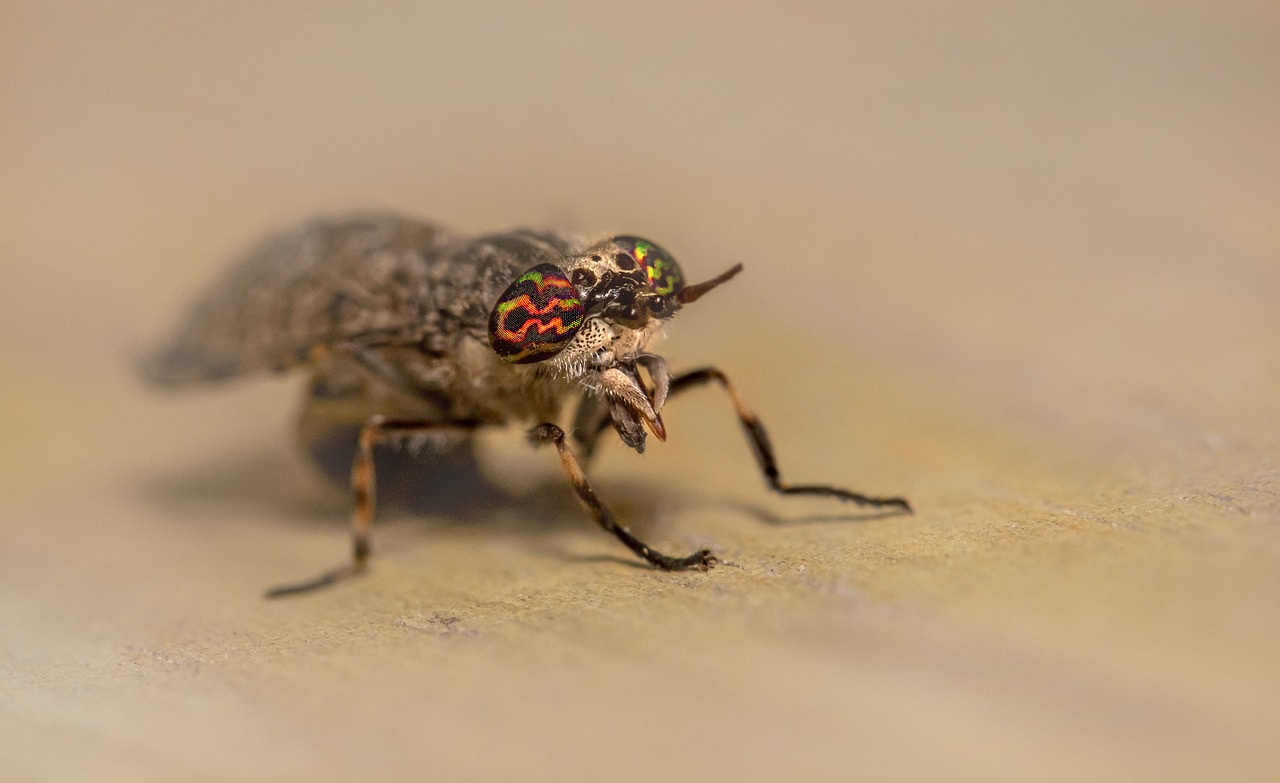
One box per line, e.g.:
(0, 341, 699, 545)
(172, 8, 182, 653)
(487, 235, 736, 364)
(487, 235, 742, 452)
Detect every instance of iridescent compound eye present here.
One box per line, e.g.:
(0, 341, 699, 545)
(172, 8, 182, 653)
(611, 236, 685, 297)
(488, 264, 586, 363)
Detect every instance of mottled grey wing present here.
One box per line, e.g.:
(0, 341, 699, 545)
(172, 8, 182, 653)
(144, 214, 454, 385)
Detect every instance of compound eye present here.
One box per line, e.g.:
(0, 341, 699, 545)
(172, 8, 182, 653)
(609, 236, 686, 297)
(488, 264, 586, 363)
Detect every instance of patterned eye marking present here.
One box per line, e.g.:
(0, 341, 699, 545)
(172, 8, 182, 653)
(488, 264, 586, 363)
(611, 236, 685, 297)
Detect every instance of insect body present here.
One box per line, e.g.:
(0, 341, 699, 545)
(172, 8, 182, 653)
(146, 214, 910, 595)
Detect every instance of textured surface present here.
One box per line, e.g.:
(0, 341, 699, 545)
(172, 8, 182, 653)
(3, 2, 1278, 781)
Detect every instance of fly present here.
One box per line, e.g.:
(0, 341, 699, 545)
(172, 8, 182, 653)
(145, 214, 911, 596)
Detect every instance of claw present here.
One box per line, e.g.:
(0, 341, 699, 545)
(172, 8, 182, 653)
(647, 413, 667, 442)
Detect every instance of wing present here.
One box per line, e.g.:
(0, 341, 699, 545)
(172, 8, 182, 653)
(143, 211, 455, 386)
(145, 213, 455, 385)
(145, 213, 584, 386)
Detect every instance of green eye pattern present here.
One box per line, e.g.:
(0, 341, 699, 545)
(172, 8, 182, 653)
(613, 236, 685, 296)
(488, 264, 586, 363)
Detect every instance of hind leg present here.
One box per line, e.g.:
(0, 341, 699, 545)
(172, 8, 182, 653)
(267, 415, 477, 597)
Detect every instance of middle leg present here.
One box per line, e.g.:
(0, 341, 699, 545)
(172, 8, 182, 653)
(266, 415, 478, 597)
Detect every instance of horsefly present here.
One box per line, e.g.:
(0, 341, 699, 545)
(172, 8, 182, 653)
(146, 214, 910, 596)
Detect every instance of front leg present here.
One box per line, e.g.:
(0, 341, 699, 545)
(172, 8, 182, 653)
(669, 368, 912, 511)
(531, 423, 717, 571)
(266, 415, 477, 597)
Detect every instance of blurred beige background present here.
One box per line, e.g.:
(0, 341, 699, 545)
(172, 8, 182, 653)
(3, 2, 1278, 780)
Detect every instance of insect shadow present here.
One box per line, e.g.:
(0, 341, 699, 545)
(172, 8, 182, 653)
(140, 430, 889, 574)
(723, 501, 910, 527)
(140, 432, 676, 564)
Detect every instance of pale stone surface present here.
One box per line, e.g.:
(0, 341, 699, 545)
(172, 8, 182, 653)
(2, 3, 1277, 781)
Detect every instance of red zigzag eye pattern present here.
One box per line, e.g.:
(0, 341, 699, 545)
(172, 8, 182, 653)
(488, 264, 586, 363)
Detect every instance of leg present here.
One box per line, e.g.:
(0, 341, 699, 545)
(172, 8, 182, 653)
(668, 368, 912, 511)
(531, 423, 717, 571)
(265, 415, 476, 598)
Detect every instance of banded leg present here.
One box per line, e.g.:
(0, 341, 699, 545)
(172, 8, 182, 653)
(266, 415, 476, 597)
(531, 423, 717, 571)
(669, 368, 912, 511)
